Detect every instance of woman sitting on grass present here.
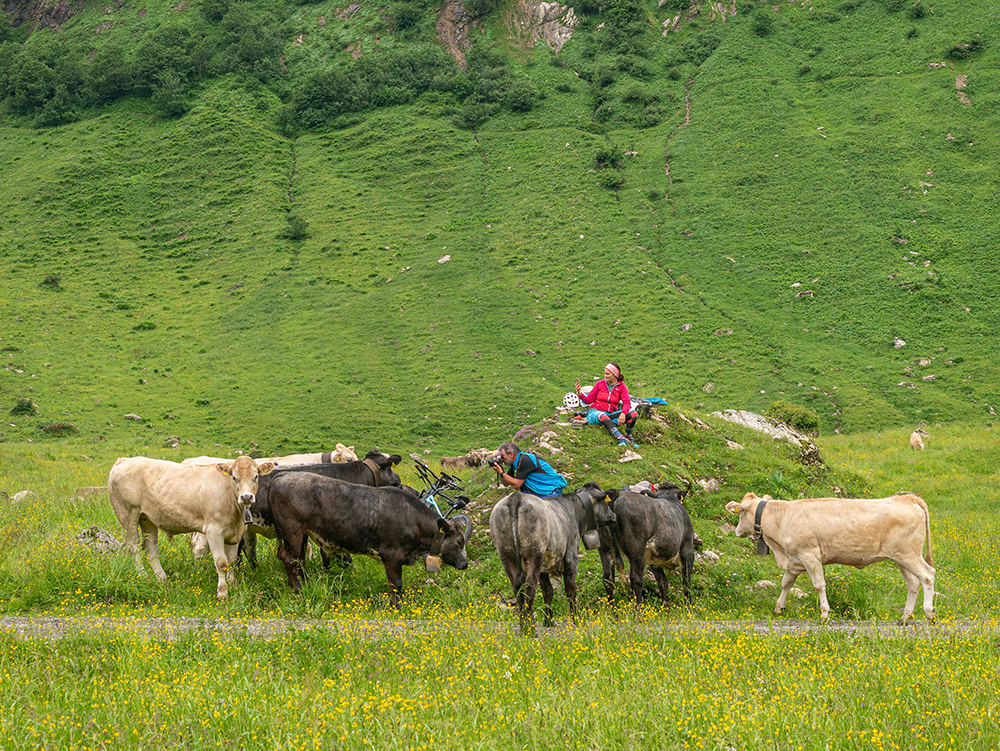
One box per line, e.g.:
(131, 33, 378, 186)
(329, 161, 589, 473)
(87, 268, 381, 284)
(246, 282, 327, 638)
(575, 362, 638, 446)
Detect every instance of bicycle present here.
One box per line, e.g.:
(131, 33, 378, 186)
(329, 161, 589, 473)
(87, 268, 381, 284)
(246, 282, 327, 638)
(412, 460, 474, 542)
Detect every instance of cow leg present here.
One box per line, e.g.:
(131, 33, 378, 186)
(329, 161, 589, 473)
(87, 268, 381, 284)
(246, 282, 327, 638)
(628, 556, 646, 605)
(599, 548, 616, 602)
(139, 519, 168, 581)
(240, 530, 258, 569)
(382, 559, 405, 608)
(191, 532, 209, 559)
(539, 573, 556, 627)
(799, 558, 831, 618)
(276, 536, 307, 591)
(896, 557, 936, 621)
(203, 529, 233, 600)
(651, 567, 671, 604)
(563, 562, 580, 623)
(518, 563, 541, 634)
(774, 570, 800, 615)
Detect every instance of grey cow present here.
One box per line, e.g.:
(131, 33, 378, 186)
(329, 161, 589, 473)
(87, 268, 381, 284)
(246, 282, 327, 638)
(489, 482, 616, 634)
(598, 485, 697, 605)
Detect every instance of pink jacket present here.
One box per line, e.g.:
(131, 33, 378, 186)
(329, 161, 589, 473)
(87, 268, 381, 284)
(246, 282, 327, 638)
(580, 379, 631, 415)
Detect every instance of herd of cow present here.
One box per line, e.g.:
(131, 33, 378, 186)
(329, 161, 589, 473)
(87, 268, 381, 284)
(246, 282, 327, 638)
(106, 447, 937, 630)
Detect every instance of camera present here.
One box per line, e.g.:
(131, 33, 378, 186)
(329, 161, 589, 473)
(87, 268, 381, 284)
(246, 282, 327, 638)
(488, 457, 502, 469)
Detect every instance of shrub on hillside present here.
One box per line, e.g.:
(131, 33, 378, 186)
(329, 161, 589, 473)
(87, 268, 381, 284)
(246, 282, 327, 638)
(766, 400, 821, 436)
(39, 274, 61, 291)
(10, 398, 37, 417)
(40, 422, 78, 437)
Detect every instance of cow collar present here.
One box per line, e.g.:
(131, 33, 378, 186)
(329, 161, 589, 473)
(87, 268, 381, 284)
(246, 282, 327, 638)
(577, 491, 596, 531)
(321, 451, 333, 464)
(753, 499, 770, 556)
(363, 458, 382, 487)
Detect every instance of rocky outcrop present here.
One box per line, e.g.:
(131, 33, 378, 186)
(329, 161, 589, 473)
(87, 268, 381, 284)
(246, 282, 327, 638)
(436, 0, 578, 68)
(711, 409, 823, 466)
(6, 0, 86, 29)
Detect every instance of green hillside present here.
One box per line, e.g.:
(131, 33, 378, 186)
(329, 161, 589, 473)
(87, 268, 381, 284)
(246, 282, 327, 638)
(1, 0, 997, 454)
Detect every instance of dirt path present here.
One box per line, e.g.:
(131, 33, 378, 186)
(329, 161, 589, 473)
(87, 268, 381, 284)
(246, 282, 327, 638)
(0, 615, 987, 640)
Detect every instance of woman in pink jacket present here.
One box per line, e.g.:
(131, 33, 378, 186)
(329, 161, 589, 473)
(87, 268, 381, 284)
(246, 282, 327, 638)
(575, 362, 638, 446)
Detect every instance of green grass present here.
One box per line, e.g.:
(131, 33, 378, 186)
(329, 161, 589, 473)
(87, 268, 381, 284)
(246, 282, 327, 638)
(2, 416, 1000, 748)
(1, 1, 999, 453)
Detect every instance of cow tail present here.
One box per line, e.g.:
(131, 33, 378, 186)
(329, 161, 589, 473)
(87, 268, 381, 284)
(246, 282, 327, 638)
(915, 494, 934, 567)
(509, 494, 525, 581)
(923, 503, 934, 568)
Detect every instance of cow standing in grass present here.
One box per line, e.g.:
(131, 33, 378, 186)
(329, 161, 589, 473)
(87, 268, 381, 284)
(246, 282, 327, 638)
(489, 483, 616, 633)
(726, 492, 935, 621)
(598, 485, 697, 606)
(108, 456, 273, 599)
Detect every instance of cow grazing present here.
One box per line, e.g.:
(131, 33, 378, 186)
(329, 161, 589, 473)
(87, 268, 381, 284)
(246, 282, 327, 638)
(725, 492, 935, 620)
(489, 482, 617, 632)
(440, 448, 494, 471)
(252, 472, 468, 604)
(910, 431, 925, 451)
(108, 456, 274, 599)
(598, 484, 697, 605)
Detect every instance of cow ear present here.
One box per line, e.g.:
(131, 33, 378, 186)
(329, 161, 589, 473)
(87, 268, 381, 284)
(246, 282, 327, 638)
(436, 517, 449, 533)
(388, 454, 402, 466)
(216, 463, 232, 476)
(725, 501, 738, 514)
(603, 489, 619, 503)
(258, 461, 275, 475)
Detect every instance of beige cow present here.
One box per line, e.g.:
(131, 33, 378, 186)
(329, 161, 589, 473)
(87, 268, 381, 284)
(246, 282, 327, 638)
(182, 444, 357, 467)
(910, 431, 925, 451)
(725, 492, 935, 621)
(108, 456, 274, 598)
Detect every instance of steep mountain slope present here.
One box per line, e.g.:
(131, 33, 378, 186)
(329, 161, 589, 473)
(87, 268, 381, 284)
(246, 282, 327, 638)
(0, 0, 997, 453)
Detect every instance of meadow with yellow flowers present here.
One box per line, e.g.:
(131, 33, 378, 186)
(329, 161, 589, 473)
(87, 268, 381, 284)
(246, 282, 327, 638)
(1, 420, 999, 748)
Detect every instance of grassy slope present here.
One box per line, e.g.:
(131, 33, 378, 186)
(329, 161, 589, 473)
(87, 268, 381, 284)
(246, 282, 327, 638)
(0, 0, 998, 455)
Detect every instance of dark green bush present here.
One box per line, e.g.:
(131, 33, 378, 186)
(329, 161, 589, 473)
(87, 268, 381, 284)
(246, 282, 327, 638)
(766, 400, 821, 436)
(751, 10, 774, 37)
(39, 274, 61, 290)
(40, 422, 79, 437)
(132, 321, 157, 332)
(10, 398, 37, 416)
(285, 214, 309, 241)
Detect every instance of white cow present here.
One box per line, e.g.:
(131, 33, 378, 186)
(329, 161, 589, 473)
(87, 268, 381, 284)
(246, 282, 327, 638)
(181, 444, 357, 467)
(910, 431, 925, 451)
(726, 492, 935, 621)
(108, 456, 274, 598)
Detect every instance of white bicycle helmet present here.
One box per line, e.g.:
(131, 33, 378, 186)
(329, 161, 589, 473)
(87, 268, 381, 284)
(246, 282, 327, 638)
(563, 392, 581, 409)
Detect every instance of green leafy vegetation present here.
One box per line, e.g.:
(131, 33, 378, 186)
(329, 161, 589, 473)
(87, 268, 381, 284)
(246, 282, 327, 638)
(0, 0, 998, 457)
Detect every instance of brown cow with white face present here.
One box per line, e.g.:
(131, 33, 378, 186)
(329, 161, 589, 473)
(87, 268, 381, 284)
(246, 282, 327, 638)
(108, 456, 274, 599)
(726, 492, 935, 621)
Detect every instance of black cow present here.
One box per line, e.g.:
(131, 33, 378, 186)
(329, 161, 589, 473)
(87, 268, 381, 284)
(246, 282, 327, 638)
(243, 450, 402, 566)
(251, 472, 468, 605)
(489, 482, 617, 633)
(598, 484, 697, 605)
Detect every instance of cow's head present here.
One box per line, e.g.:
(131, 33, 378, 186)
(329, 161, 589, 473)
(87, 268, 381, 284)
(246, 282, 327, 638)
(577, 482, 619, 528)
(427, 517, 468, 573)
(332, 443, 357, 463)
(363, 450, 402, 487)
(217, 456, 275, 512)
(725, 492, 769, 538)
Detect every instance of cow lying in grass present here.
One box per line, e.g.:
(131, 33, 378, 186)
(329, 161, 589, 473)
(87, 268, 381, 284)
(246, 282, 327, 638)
(726, 491, 935, 621)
